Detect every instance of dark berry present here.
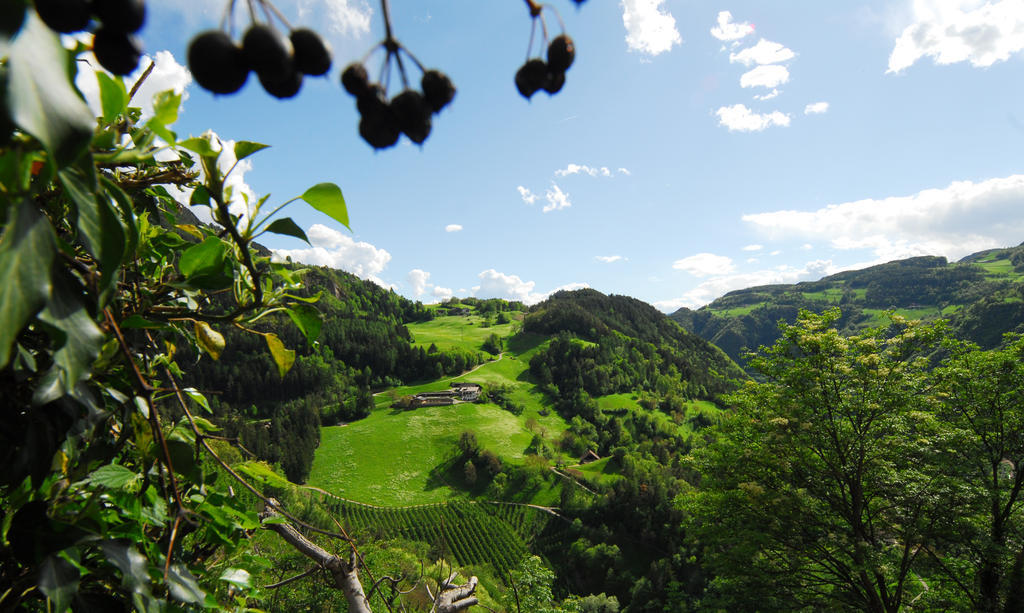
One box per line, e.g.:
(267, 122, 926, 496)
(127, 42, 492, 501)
(242, 24, 292, 78)
(341, 63, 370, 97)
(543, 69, 565, 94)
(1, 1, 28, 39)
(290, 28, 331, 76)
(33, 0, 91, 33)
(421, 69, 455, 113)
(259, 66, 303, 98)
(356, 83, 387, 116)
(188, 30, 249, 95)
(547, 34, 575, 73)
(93, 27, 141, 75)
(390, 89, 431, 144)
(359, 109, 400, 149)
(515, 58, 547, 99)
(92, 0, 146, 33)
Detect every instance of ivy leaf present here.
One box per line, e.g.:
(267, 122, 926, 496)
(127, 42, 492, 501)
(263, 217, 309, 244)
(166, 564, 206, 604)
(301, 183, 349, 229)
(286, 304, 322, 345)
(189, 184, 210, 206)
(0, 199, 55, 368)
(120, 315, 164, 329)
(233, 140, 268, 162)
(39, 554, 79, 613)
(96, 72, 127, 123)
(264, 333, 295, 378)
(7, 13, 94, 165)
(88, 464, 139, 490)
(194, 321, 224, 360)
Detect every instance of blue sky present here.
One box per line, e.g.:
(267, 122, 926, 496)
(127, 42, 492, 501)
(77, 1, 1024, 311)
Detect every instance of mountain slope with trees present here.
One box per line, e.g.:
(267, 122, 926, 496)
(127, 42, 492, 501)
(670, 244, 1024, 368)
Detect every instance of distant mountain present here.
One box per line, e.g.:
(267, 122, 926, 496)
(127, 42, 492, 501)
(669, 244, 1024, 368)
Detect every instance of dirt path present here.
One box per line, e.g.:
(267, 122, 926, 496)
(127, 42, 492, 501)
(549, 467, 598, 495)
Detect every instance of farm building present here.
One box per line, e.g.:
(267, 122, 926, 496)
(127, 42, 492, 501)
(450, 382, 482, 401)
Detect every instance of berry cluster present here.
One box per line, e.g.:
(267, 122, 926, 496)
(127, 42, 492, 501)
(516, 34, 574, 99)
(342, 61, 454, 149)
(515, 2, 576, 100)
(188, 20, 331, 99)
(33, 0, 146, 75)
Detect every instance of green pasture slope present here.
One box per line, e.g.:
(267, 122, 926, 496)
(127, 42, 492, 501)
(308, 317, 573, 506)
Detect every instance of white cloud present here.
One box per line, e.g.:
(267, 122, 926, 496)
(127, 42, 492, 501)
(473, 270, 589, 305)
(742, 244, 764, 251)
(596, 255, 625, 263)
(445, 224, 463, 233)
(543, 184, 572, 213)
(621, 0, 682, 56)
(754, 89, 780, 101)
(407, 269, 452, 303)
(76, 49, 191, 120)
(618, 167, 632, 176)
(556, 164, 613, 178)
(301, 0, 372, 36)
(715, 104, 791, 132)
(730, 38, 796, 65)
(888, 0, 1024, 72)
(517, 186, 537, 205)
(740, 64, 790, 88)
(672, 253, 736, 277)
(742, 174, 1024, 262)
(804, 101, 830, 114)
(273, 224, 392, 281)
(711, 10, 755, 41)
(655, 259, 838, 311)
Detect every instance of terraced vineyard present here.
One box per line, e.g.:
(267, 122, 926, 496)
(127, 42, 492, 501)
(315, 496, 569, 576)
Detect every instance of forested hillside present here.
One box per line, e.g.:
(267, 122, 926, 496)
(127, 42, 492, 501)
(671, 244, 1024, 368)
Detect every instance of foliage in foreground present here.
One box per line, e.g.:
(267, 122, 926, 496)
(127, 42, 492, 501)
(686, 309, 1024, 613)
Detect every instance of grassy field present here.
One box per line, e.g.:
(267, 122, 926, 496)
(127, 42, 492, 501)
(406, 314, 520, 353)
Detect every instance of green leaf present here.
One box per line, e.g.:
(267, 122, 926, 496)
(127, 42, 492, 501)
(194, 321, 225, 360)
(178, 137, 218, 158)
(0, 199, 55, 368)
(166, 564, 206, 604)
(39, 554, 79, 613)
(263, 217, 309, 244)
(301, 183, 349, 229)
(151, 90, 180, 127)
(286, 304, 322, 345)
(120, 315, 165, 329)
(7, 13, 94, 165)
(233, 141, 268, 162)
(88, 464, 139, 489)
(101, 540, 151, 596)
(219, 568, 251, 590)
(264, 333, 295, 378)
(96, 72, 127, 123)
(59, 166, 125, 290)
(189, 184, 210, 206)
(37, 269, 104, 391)
(178, 236, 232, 290)
(182, 387, 212, 414)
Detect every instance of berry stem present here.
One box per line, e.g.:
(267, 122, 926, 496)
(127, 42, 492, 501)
(380, 0, 394, 42)
(399, 47, 426, 74)
(523, 0, 542, 18)
(526, 17, 537, 61)
(260, 0, 293, 31)
(219, 0, 238, 34)
(541, 3, 566, 33)
(245, 0, 258, 25)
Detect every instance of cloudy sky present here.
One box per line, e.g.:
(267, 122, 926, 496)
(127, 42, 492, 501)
(106, 0, 1024, 311)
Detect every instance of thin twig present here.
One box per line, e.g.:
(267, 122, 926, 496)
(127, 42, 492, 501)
(263, 565, 321, 590)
